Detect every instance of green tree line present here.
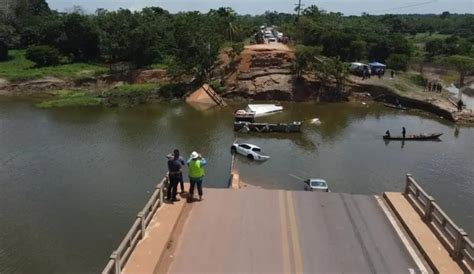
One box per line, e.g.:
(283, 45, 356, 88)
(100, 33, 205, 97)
(0, 2, 473, 84)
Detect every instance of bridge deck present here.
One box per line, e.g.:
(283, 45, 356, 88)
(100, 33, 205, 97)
(160, 188, 425, 273)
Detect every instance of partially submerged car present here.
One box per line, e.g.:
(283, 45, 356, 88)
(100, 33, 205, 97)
(304, 179, 329, 192)
(231, 143, 270, 161)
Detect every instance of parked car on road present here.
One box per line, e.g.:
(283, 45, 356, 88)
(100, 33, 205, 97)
(231, 143, 270, 161)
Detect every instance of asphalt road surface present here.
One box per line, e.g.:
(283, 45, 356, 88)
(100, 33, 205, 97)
(166, 188, 421, 273)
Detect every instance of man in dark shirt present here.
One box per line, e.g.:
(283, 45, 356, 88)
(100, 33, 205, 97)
(167, 149, 183, 202)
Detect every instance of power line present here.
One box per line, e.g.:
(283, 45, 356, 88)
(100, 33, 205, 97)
(365, 0, 438, 14)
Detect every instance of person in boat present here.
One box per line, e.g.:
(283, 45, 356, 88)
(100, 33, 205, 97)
(402, 127, 406, 139)
(385, 130, 391, 138)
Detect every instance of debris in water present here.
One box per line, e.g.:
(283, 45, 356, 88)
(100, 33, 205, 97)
(309, 118, 321, 125)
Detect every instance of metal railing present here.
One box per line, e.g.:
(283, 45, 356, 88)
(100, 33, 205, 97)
(102, 176, 169, 274)
(228, 153, 236, 188)
(405, 174, 473, 272)
(202, 84, 226, 106)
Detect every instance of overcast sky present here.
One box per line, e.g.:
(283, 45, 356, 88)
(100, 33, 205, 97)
(46, 0, 474, 15)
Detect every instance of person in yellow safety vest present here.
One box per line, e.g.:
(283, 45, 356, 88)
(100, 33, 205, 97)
(187, 151, 207, 202)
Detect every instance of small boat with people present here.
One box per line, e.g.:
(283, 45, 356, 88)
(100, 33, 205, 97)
(383, 133, 443, 140)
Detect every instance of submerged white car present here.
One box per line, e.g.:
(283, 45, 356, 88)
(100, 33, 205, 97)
(304, 179, 329, 192)
(231, 143, 270, 161)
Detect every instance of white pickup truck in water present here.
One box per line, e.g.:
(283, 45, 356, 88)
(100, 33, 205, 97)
(231, 143, 270, 161)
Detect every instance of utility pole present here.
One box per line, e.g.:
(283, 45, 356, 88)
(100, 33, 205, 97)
(294, 0, 305, 21)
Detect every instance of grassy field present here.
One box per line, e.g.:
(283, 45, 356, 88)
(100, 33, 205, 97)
(407, 32, 452, 57)
(36, 90, 102, 108)
(36, 84, 163, 108)
(362, 71, 426, 96)
(0, 50, 108, 82)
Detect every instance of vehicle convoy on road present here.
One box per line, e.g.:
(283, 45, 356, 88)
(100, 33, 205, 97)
(231, 143, 270, 161)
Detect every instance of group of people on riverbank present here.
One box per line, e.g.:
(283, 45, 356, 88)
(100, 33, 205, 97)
(167, 149, 207, 203)
(360, 68, 394, 80)
(424, 81, 443, 93)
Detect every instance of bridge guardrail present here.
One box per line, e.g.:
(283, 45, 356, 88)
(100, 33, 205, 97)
(405, 174, 473, 272)
(228, 153, 235, 188)
(102, 176, 169, 274)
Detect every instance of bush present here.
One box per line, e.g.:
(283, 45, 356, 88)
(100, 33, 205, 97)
(0, 40, 8, 61)
(410, 74, 428, 87)
(386, 54, 409, 71)
(25, 45, 61, 67)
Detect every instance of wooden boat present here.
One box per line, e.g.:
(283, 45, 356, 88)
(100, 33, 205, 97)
(234, 121, 302, 133)
(383, 133, 443, 140)
(384, 103, 408, 110)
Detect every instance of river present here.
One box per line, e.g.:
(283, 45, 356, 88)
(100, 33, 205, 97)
(0, 98, 473, 273)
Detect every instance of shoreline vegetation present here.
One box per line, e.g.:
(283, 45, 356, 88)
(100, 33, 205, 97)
(0, 2, 473, 124)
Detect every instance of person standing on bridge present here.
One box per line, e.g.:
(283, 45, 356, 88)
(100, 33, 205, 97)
(402, 126, 406, 139)
(171, 149, 186, 193)
(167, 149, 183, 202)
(187, 151, 207, 202)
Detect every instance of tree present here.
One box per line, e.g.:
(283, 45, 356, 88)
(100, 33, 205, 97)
(348, 40, 367, 61)
(425, 39, 445, 58)
(315, 56, 348, 94)
(439, 55, 474, 86)
(229, 42, 244, 63)
(0, 40, 8, 61)
(59, 12, 99, 61)
(96, 8, 173, 67)
(320, 31, 352, 60)
(19, 13, 63, 48)
(368, 39, 391, 62)
(386, 54, 410, 71)
(208, 7, 239, 42)
(0, 23, 20, 49)
(293, 45, 322, 79)
(25, 45, 61, 67)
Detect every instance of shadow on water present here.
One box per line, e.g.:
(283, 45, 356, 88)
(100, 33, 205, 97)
(43, 106, 109, 125)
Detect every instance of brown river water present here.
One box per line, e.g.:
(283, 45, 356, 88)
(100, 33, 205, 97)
(0, 98, 473, 273)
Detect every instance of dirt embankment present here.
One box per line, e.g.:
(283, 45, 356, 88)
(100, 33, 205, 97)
(216, 43, 295, 100)
(348, 79, 474, 125)
(0, 69, 169, 96)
